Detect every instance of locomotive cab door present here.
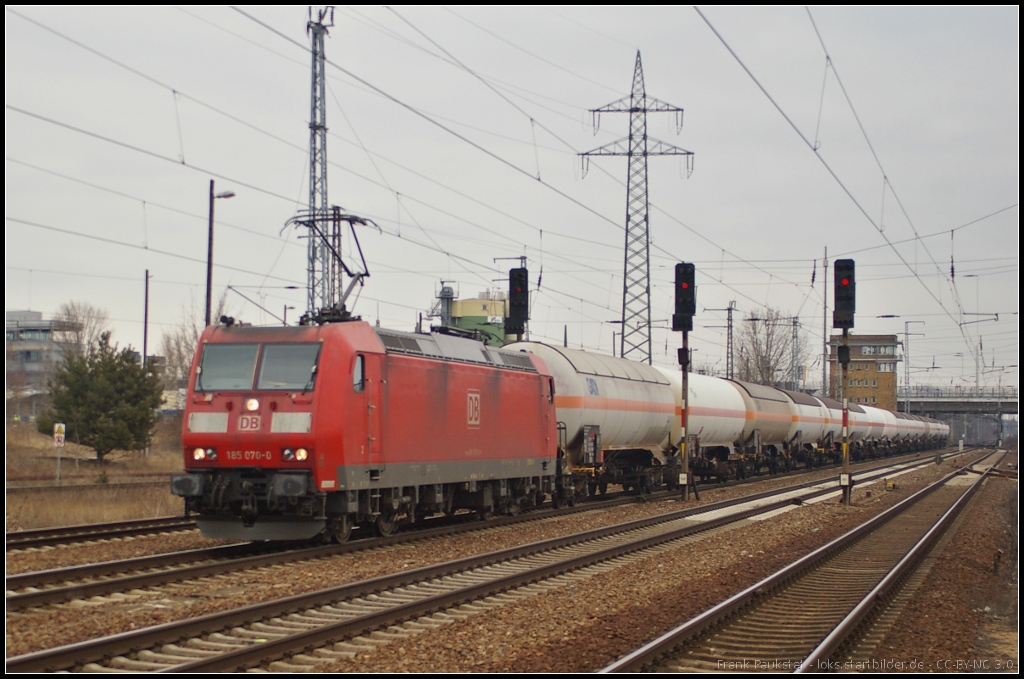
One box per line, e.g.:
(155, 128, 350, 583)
(363, 353, 385, 474)
(353, 353, 384, 475)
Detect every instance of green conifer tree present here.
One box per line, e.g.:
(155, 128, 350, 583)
(39, 332, 163, 462)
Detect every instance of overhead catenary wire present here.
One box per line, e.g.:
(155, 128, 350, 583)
(694, 6, 988, 368)
(9, 6, 815, 340)
(7, 8, 1014, 377)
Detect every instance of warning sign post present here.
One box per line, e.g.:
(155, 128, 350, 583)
(54, 422, 66, 485)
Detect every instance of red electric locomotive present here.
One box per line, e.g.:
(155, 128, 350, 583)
(171, 320, 558, 542)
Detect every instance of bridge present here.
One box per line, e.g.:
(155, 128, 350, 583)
(898, 386, 1017, 446)
(897, 386, 1018, 417)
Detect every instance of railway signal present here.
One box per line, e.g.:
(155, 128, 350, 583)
(505, 267, 529, 336)
(833, 259, 856, 329)
(832, 258, 856, 505)
(672, 262, 697, 502)
(673, 262, 696, 332)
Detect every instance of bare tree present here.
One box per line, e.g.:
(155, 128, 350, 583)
(736, 307, 810, 389)
(161, 292, 229, 390)
(693, 359, 723, 377)
(52, 301, 110, 357)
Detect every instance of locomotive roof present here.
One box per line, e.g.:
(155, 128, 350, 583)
(374, 328, 538, 372)
(201, 323, 537, 372)
(203, 324, 327, 342)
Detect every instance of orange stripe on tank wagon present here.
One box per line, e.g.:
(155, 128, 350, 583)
(554, 396, 674, 414)
(743, 410, 791, 421)
(684, 406, 746, 420)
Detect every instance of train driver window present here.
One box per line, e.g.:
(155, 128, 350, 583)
(353, 355, 365, 393)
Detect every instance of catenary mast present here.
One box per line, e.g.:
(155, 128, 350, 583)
(287, 7, 374, 326)
(306, 7, 335, 316)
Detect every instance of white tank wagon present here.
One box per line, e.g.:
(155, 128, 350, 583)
(777, 388, 835, 469)
(508, 342, 949, 489)
(876, 407, 902, 449)
(506, 342, 679, 496)
(655, 368, 747, 447)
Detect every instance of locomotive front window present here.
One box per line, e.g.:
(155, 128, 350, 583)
(196, 344, 259, 391)
(257, 344, 320, 391)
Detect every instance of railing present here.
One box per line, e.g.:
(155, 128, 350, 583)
(898, 386, 1018, 400)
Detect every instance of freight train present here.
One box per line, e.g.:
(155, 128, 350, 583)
(170, 318, 949, 542)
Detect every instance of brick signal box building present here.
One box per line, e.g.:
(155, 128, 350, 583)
(828, 334, 900, 410)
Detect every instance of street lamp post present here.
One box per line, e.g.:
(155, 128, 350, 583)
(206, 180, 236, 327)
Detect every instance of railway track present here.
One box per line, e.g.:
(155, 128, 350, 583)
(4, 445, 957, 555)
(6, 480, 169, 495)
(7, 451, 980, 673)
(600, 449, 1004, 673)
(4, 516, 197, 551)
(5, 448, 966, 613)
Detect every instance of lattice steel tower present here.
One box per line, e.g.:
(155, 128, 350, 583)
(306, 7, 335, 316)
(581, 52, 693, 364)
(287, 7, 373, 325)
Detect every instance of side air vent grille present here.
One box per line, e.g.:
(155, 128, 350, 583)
(499, 352, 535, 370)
(379, 334, 422, 354)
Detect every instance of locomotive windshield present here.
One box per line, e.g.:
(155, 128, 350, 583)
(257, 344, 320, 390)
(196, 343, 320, 392)
(196, 344, 258, 391)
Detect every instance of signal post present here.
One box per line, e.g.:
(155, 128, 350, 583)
(673, 263, 696, 501)
(833, 259, 856, 506)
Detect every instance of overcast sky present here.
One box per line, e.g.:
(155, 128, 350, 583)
(5, 6, 1018, 391)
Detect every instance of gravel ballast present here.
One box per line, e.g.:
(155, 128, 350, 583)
(6, 450, 1012, 670)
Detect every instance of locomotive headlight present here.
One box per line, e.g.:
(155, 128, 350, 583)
(281, 448, 308, 462)
(193, 447, 216, 461)
(245, 398, 260, 412)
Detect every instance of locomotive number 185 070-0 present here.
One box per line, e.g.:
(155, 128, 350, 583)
(225, 450, 273, 461)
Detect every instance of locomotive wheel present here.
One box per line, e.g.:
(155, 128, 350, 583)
(374, 512, 397, 537)
(327, 516, 352, 543)
(598, 481, 608, 495)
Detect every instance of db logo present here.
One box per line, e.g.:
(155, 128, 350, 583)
(467, 390, 481, 428)
(238, 414, 262, 431)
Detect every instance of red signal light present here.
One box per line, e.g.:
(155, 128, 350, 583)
(833, 259, 855, 329)
(673, 262, 696, 331)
